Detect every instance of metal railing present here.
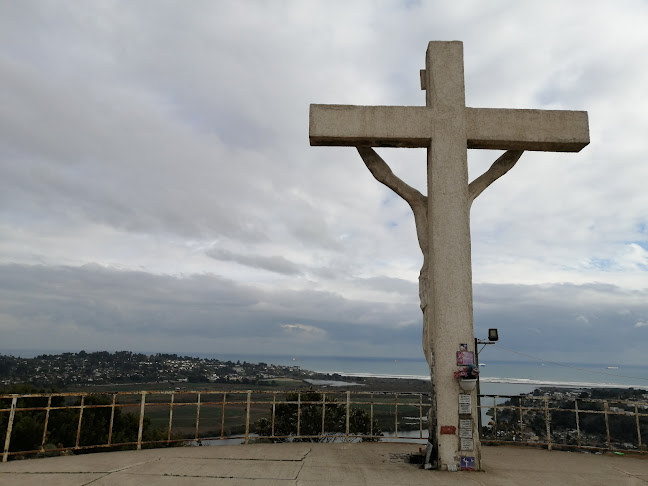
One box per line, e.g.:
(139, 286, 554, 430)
(479, 394, 648, 453)
(1, 389, 429, 461)
(3, 390, 646, 461)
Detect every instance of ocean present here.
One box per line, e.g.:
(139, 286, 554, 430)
(4, 348, 647, 396)
(208, 353, 648, 396)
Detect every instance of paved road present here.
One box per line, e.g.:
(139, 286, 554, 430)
(0, 443, 646, 485)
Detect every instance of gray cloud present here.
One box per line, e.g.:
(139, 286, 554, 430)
(0, 264, 421, 356)
(1, 264, 646, 363)
(355, 276, 419, 295)
(473, 283, 648, 364)
(205, 248, 303, 276)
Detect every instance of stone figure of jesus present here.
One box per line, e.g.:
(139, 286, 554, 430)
(355, 147, 523, 363)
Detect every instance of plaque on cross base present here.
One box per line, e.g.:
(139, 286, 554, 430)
(460, 438, 474, 451)
(458, 393, 472, 415)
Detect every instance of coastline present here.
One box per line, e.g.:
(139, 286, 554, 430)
(2, 349, 647, 395)
(307, 371, 648, 396)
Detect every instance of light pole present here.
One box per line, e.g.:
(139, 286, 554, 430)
(474, 329, 498, 437)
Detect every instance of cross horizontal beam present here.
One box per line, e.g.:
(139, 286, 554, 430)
(309, 104, 590, 152)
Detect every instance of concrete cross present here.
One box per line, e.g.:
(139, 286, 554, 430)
(309, 41, 589, 470)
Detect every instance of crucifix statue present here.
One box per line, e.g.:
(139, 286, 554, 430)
(309, 41, 589, 470)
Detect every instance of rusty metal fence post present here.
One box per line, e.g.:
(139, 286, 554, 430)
(544, 396, 552, 450)
(574, 399, 581, 448)
(40, 395, 52, 452)
(194, 392, 202, 441)
(518, 397, 524, 440)
(270, 392, 276, 439)
(137, 392, 146, 450)
(2, 396, 17, 463)
(394, 393, 399, 438)
(321, 393, 326, 437)
(604, 401, 611, 450)
(167, 393, 175, 442)
(244, 391, 251, 445)
(493, 396, 498, 439)
(108, 393, 117, 446)
(296, 392, 301, 439)
(419, 393, 424, 439)
(345, 391, 350, 442)
(370, 393, 375, 438)
(75, 395, 85, 449)
(220, 392, 227, 439)
(636, 403, 643, 450)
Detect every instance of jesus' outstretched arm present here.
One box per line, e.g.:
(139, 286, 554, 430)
(468, 150, 524, 204)
(356, 147, 429, 256)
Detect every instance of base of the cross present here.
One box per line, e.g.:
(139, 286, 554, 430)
(425, 326, 482, 471)
(425, 374, 482, 471)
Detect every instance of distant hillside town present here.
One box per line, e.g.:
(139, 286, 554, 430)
(0, 351, 308, 387)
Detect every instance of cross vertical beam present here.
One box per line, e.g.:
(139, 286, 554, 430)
(423, 41, 480, 469)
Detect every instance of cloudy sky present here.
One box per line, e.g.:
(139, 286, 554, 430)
(1, 1, 646, 365)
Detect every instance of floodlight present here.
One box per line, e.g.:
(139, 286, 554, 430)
(488, 328, 499, 342)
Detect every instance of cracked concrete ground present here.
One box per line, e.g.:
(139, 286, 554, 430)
(0, 443, 646, 485)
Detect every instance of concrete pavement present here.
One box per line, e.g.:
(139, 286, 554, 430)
(0, 443, 646, 485)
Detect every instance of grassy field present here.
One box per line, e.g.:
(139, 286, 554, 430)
(58, 376, 430, 439)
(104, 391, 429, 439)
